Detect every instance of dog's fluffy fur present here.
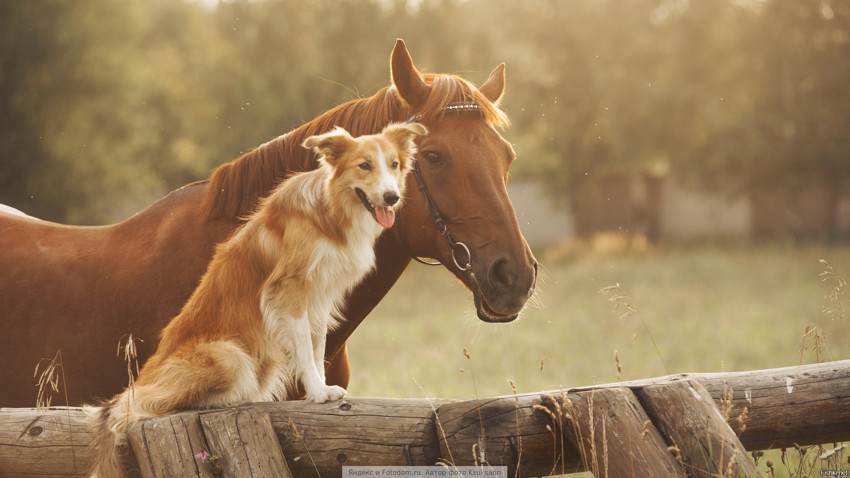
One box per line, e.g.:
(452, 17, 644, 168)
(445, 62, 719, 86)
(86, 122, 426, 477)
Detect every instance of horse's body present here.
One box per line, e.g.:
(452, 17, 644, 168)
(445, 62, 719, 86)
(0, 40, 537, 407)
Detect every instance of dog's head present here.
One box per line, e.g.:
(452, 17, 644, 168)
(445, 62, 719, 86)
(302, 122, 427, 229)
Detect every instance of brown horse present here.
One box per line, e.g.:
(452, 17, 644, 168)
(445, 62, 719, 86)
(0, 40, 537, 407)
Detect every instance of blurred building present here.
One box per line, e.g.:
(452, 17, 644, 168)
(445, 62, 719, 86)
(508, 177, 850, 245)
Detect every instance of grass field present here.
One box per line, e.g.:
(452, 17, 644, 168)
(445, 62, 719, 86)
(347, 241, 849, 400)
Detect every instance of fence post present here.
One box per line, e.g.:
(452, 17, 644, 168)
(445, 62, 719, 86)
(636, 380, 761, 478)
(199, 408, 292, 478)
(542, 388, 683, 477)
(127, 410, 214, 478)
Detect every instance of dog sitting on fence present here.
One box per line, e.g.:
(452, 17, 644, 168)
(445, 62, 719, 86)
(86, 121, 427, 477)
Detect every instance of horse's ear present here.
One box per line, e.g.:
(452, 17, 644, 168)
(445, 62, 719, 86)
(479, 63, 506, 105)
(391, 39, 429, 109)
(302, 127, 354, 166)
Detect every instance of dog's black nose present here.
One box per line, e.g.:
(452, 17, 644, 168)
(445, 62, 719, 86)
(383, 191, 400, 206)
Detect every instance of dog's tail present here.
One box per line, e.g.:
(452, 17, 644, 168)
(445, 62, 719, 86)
(85, 390, 146, 478)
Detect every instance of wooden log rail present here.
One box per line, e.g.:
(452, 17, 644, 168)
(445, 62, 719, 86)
(1, 360, 848, 477)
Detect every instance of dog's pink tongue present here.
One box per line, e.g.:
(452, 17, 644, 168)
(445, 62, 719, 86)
(375, 206, 395, 229)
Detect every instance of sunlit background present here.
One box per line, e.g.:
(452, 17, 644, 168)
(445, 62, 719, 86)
(2, 0, 849, 447)
(3, 1, 849, 473)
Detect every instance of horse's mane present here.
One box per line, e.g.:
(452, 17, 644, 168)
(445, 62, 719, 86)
(199, 72, 509, 221)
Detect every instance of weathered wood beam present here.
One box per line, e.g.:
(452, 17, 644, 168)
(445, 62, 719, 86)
(403, 360, 850, 476)
(1, 360, 848, 477)
(0, 406, 91, 477)
(577, 359, 850, 450)
(262, 397, 446, 476)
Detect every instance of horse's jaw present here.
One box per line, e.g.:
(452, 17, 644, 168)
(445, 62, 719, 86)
(474, 292, 519, 323)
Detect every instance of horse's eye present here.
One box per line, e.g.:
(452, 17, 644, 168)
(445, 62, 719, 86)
(358, 162, 372, 171)
(421, 151, 442, 163)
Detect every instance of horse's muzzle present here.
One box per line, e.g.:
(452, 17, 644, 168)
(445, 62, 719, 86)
(473, 260, 538, 323)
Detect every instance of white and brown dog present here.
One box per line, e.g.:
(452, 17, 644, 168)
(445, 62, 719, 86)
(87, 121, 427, 477)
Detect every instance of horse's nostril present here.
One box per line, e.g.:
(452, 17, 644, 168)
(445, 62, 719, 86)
(488, 258, 514, 290)
(383, 191, 400, 206)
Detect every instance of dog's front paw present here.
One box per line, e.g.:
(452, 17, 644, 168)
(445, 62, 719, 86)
(306, 385, 348, 404)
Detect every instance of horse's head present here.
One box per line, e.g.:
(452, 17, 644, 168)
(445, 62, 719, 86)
(390, 40, 538, 323)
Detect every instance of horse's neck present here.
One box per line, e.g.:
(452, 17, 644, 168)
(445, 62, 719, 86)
(200, 91, 406, 223)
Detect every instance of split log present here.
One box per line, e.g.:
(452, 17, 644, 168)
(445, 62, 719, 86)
(555, 387, 682, 477)
(637, 380, 760, 478)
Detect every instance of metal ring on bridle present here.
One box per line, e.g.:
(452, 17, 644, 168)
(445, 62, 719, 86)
(451, 241, 472, 271)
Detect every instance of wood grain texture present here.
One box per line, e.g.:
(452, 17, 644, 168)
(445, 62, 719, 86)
(2, 360, 848, 477)
(261, 398, 446, 476)
(0, 407, 90, 477)
(637, 380, 761, 478)
(199, 408, 291, 478)
(563, 388, 682, 477)
(127, 410, 214, 478)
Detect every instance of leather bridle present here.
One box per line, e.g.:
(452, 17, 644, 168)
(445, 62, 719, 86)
(396, 102, 524, 323)
(397, 102, 479, 272)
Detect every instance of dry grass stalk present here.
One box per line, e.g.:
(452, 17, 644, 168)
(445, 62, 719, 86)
(413, 377, 456, 467)
(600, 282, 669, 374)
(666, 442, 686, 477)
(536, 389, 614, 477)
(820, 259, 846, 322)
(34, 350, 65, 411)
(508, 379, 523, 478)
(117, 334, 142, 401)
(641, 419, 651, 440)
(116, 334, 143, 438)
(461, 348, 490, 466)
(601, 413, 609, 478)
(736, 407, 748, 435)
(614, 350, 622, 381)
(33, 349, 78, 472)
(586, 390, 598, 475)
(799, 325, 830, 364)
(287, 417, 321, 478)
(535, 392, 566, 476)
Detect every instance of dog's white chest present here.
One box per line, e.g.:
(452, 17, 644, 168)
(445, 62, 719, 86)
(309, 234, 376, 291)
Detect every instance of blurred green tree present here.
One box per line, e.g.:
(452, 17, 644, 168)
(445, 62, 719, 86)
(0, 0, 847, 235)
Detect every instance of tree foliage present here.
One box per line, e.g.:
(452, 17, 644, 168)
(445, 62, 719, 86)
(0, 0, 848, 224)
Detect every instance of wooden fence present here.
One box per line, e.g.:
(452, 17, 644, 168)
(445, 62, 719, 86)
(1, 359, 848, 477)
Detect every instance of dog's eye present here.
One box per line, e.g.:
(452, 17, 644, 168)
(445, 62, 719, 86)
(358, 162, 372, 171)
(391, 161, 400, 169)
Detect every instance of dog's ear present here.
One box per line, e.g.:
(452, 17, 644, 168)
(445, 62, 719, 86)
(383, 122, 428, 161)
(302, 127, 355, 166)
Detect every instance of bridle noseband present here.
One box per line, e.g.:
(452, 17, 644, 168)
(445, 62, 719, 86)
(397, 102, 480, 272)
